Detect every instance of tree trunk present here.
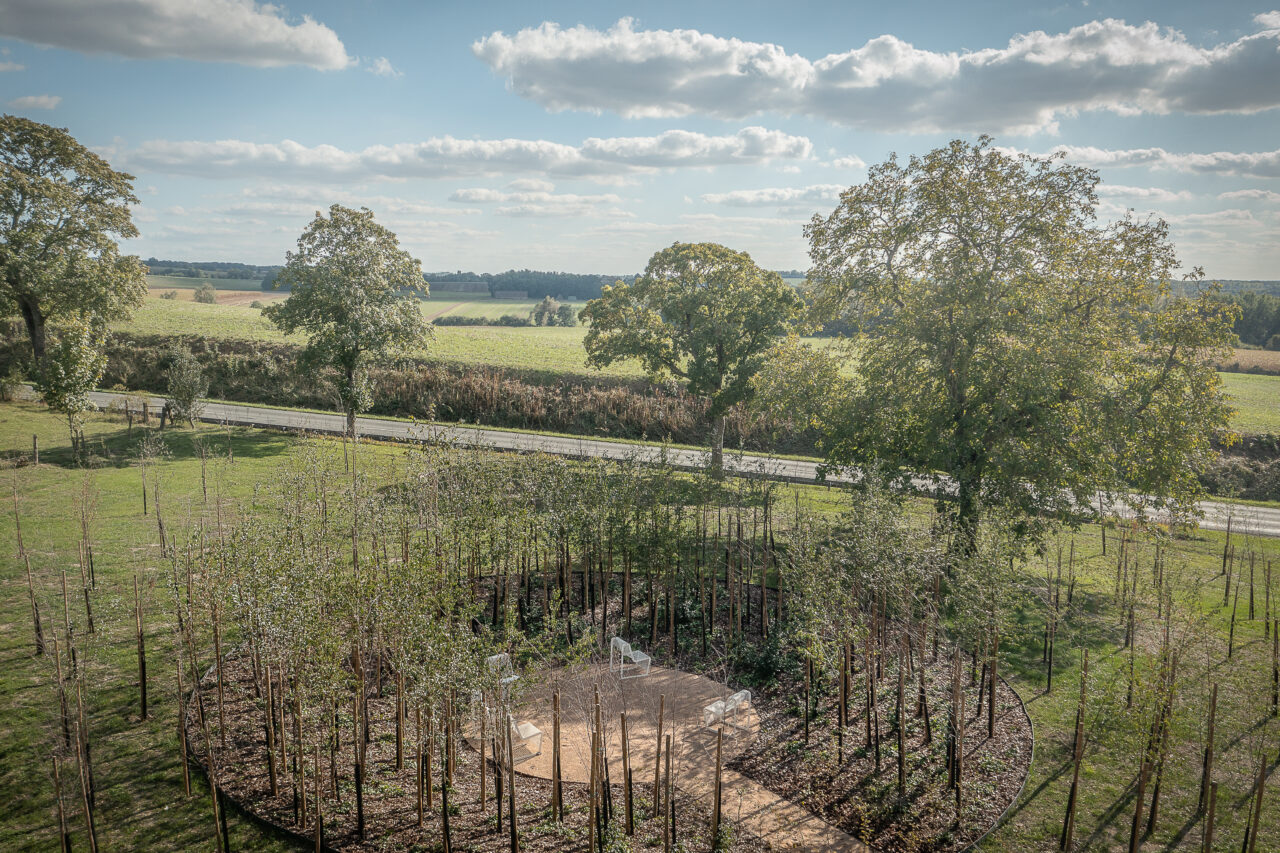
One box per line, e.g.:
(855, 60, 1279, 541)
(710, 415, 727, 476)
(953, 473, 981, 556)
(17, 292, 47, 363)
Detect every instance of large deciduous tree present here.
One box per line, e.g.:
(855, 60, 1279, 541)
(264, 205, 429, 438)
(802, 137, 1236, 549)
(581, 241, 805, 472)
(0, 115, 147, 364)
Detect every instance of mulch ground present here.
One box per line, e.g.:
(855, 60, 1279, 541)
(728, 653, 1032, 853)
(188, 652, 770, 852)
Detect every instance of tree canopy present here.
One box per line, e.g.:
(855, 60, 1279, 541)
(264, 204, 429, 437)
(0, 115, 146, 364)
(36, 316, 107, 457)
(799, 137, 1236, 547)
(581, 241, 805, 470)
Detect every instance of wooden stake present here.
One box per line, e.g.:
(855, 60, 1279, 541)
(134, 574, 147, 719)
(1060, 650, 1088, 852)
(1202, 781, 1217, 853)
(652, 693, 665, 818)
(551, 690, 562, 821)
(1245, 754, 1266, 853)
(1127, 760, 1149, 853)
(711, 727, 724, 851)
(506, 715, 519, 853)
(621, 711, 634, 835)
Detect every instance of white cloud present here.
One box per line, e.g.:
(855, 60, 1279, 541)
(0, 60, 23, 71)
(1162, 208, 1259, 227)
(826, 155, 866, 170)
(449, 187, 627, 218)
(368, 57, 401, 78)
(474, 15, 1280, 134)
(579, 127, 811, 167)
(8, 94, 59, 109)
(507, 178, 555, 192)
(1257, 11, 1280, 29)
(119, 127, 812, 181)
(235, 185, 483, 216)
(702, 184, 844, 207)
(1218, 188, 1280, 202)
(1040, 144, 1280, 179)
(0, 0, 351, 70)
(1094, 184, 1193, 203)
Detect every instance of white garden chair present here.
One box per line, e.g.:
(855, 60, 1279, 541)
(486, 652, 520, 686)
(609, 636, 651, 679)
(508, 714, 543, 762)
(703, 689, 752, 729)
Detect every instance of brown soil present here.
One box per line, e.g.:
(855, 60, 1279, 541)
(729, 654, 1032, 853)
(188, 652, 770, 852)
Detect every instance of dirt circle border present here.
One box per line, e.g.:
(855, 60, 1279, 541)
(186, 655, 1035, 853)
(961, 675, 1035, 852)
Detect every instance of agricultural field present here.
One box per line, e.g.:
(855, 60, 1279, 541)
(113, 296, 1280, 435)
(1219, 348, 1280, 375)
(3, 402, 1279, 852)
(1219, 372, 1280, 434)
(423, 299, 541, 321)
(146, 274, 265, 292)
(113, 298, 645, 377)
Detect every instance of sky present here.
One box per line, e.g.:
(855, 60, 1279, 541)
(1, 0, 1278, 278)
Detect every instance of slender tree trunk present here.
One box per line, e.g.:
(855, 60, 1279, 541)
(710, 415, 727, 476)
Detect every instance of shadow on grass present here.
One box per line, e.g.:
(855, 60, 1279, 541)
(1003, 589, 1125, 689)
(31, 422, 295, 471)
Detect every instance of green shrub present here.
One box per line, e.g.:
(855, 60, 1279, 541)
(0, 362, 23, 401)
(193, 283, 217, 304)
(160, 290, 178, 300)
(164, 344, 208, 424)
(249, 300, 265, 309)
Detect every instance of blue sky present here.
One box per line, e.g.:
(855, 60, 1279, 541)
(2, 0, 1278, 277)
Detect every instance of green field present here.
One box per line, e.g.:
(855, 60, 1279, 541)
(146, 274, 264, 291)
(425, 298, 540, 320)
(111, 298, 646, 377)
(112, 298, 1280, 434)
(1219, 372, 1280, 434)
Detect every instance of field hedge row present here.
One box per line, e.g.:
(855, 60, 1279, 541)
(4, 328, 1277, 499)
(0, 331, 821, 455)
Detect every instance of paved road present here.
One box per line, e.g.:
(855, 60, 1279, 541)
(84, 390, 1280, 538)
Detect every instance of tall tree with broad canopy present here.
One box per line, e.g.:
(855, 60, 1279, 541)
(0, 115, 147, 365)
(581, 241, 804, 472)
(264, 205, 429, 439)
(800, 137, 1236, 550)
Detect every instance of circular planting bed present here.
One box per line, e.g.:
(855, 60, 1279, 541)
(185, 652, 773, 852)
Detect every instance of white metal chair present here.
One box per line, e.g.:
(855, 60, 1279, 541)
(508, 714, 543, 762)
(703, 689, 751, 728)
(486, 653, 520, 686)
(609, 636, 652, 679)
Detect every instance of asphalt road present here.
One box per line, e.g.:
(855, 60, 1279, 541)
(83, 390, 1280, 539)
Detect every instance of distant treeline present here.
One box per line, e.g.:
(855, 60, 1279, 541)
(1219, 290, 1280, 349)
(146, 258, 281, 280)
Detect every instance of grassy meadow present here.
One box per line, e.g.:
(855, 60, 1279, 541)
(3, 402, 1279, 851)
